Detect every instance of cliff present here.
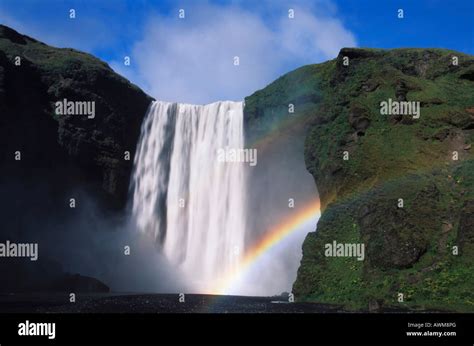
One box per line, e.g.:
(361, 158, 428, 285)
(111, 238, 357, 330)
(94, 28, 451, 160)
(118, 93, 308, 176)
(0, 24, 152, 210)
(245, 47, 474, 312)
(0, 25, 152, 292)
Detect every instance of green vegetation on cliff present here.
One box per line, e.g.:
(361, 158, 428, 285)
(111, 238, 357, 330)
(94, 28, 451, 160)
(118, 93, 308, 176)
(245, 47, 474, 312)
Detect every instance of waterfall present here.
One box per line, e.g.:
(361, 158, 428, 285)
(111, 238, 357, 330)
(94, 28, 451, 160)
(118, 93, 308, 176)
(130, 100, 246, 291)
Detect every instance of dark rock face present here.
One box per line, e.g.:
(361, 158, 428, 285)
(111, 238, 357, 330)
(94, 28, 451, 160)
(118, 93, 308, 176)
(460, 68, 474, 81)
(0, 257, 65, 292)
(457, 201, 474, 252)
(395, 80, 408, 101)
(0, 258, 110, 293)
(358, 181, 439, 270)
(348, 104, 370, 135)
(52, 274, 110, 293)
(339, 47, 383, 60)
(0, 25, 153, 210)
(0, 25, 152, 293)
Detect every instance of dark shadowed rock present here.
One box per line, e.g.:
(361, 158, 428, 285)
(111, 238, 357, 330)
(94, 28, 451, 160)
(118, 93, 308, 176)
(457, 201, 474, 252)
(460, 68, 474, 81)
(52, 274, 110, 293)
(0, 25, 152, 293)
(0, 24, 153, 210)
(338, 48, 383, 60)
(348, 104, 371, 134)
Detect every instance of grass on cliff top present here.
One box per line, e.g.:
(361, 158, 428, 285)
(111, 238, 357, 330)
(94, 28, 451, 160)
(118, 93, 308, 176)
(0, 25, 142, 90)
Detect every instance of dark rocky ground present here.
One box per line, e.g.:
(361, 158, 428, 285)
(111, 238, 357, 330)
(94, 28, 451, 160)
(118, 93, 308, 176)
(0, 292, 431, 313)
(0, 293, 342, 313)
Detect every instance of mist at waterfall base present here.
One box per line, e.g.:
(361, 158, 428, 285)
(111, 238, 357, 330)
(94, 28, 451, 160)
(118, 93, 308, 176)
(129, 100, 319, 296)
(0, 99, 318, 296)
(238, 117, 319, 296)
(0, 175, 187, 293)
(41, 198, 187, 294)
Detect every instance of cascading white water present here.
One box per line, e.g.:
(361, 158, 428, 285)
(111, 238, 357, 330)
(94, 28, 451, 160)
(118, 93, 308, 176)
(130, 100, 246, 291)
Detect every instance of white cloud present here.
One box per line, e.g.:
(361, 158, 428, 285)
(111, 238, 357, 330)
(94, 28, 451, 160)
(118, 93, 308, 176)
(114, 2, 357, 104)
(278, 7, 357, 61)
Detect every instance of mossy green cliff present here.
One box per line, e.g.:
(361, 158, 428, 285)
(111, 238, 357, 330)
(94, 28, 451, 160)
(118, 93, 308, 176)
(245, 48, 474, 312)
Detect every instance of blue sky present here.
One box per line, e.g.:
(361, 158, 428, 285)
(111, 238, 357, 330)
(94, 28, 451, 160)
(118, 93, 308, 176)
(1, 0, 473, 103)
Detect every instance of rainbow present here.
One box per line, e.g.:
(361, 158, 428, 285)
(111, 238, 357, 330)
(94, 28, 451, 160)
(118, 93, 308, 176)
(213, 198, 321, 295)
